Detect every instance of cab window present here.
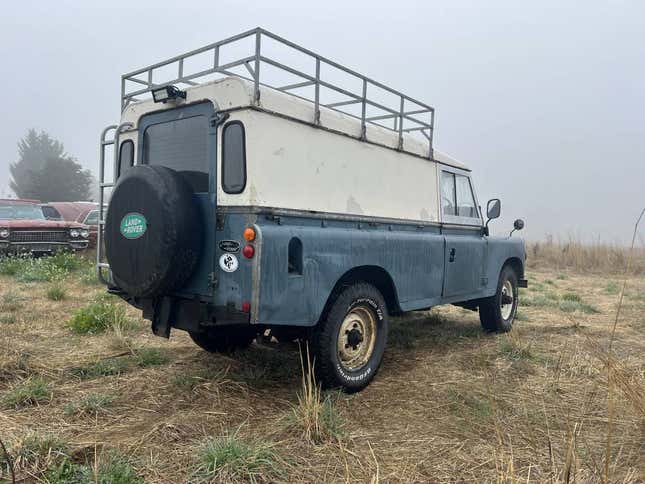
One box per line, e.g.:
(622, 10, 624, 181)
(455, 175, 478, 218)
(441, 171, 479, 221)
(441, 172, 456, 216)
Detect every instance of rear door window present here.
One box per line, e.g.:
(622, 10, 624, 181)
(142, 115, 209, 192)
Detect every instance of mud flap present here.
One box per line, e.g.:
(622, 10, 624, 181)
(151, 297, 174, 338)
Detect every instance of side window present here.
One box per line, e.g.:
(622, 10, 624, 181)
(455, 175, 478, 218)
(222, 122, 246, 194)
(441, 172, 456, 216)
(118, 140, 134, 178)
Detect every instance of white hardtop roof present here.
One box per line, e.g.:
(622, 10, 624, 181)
(122, 76, 469, 171)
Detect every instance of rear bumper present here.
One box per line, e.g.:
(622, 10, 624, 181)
(0, 240, 89, 253)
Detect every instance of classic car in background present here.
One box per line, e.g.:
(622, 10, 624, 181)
(0, 199, 91, 254)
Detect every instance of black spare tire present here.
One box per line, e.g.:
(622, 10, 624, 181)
(105, 165, 203, 297)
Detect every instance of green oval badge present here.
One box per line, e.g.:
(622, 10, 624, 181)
(120, 212, 147, 239)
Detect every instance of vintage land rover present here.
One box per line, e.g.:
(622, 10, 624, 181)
(98, 29, 526, 391)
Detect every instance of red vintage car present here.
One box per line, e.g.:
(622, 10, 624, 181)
(0, 199, 90, 255)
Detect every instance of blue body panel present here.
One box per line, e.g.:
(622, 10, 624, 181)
(213, 210, 525, 327)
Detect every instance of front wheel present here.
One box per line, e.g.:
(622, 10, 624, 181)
(312, 283, 388, 392)
(189, 326, 257, 353)
(479, 265, 519, 333)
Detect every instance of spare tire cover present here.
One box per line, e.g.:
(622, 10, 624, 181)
(105, 165, 203, 297)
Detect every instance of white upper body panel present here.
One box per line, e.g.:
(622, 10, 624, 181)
(119, 76, 472, 223)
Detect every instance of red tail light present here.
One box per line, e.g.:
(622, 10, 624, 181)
(242, 244, 255, 258)
(241, 301, 251, 313)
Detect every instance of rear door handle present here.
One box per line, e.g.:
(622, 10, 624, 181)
(449, 247, 456, 262)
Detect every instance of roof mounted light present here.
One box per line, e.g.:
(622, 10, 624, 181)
(152, 85, 186, 103)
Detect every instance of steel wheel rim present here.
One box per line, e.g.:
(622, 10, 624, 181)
(500, 280, 514, 320)
(337, 306, 377, 371)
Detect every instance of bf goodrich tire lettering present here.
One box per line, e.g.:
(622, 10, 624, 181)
(313, 283, 388, 392)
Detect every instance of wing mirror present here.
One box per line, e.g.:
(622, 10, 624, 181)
(510, 218, 525, 237)
(486, 199, 501, 220)
(482, 199, 501, 236)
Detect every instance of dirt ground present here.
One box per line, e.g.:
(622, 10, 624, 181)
(1, 265, 643, 482)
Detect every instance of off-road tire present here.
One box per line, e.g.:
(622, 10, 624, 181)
(189, 327, 257, 353)
(479, 265, 519, 333)
(312, 283, 388, 392)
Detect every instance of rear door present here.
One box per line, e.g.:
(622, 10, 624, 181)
(440, 170, 486, 298)
(137, 101, 217, 299)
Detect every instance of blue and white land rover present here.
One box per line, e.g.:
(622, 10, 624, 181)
(98, 29, 527, 392)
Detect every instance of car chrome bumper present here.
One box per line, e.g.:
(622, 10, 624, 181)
(0, 240, 89, 253)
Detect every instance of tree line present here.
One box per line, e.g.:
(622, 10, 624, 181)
(9, 129, 94, 202)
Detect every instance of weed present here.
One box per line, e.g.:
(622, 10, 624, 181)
(68, 296, 136, 334)
(80, 262, 101, 285)
(604, 281, 619, 295)
(12, 433, 68, 475)
(46, 284, 67, 301)
(43, 450, 142, 484)
(0, 313, 17, 324)
(545, 279, 555, 285)
(556, 273, 567, 280)
(1, 290, 24, 311)
(559, 300, 600, 314)
(64, 393, 114, 416)
(562, 292, 582, 302)
(288, 348, 346, 444)
(522, 295, 556, 308)
(196, 431, 283, 483)
(2, 376, 51, 408)
(69, 358, 130, 379)
(134, 347, 169, 367)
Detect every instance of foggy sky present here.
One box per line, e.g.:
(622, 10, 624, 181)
(0, 0, 643, 243)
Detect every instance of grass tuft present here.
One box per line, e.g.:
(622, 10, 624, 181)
(0, 313, 17, 324)
(44, 450, 142, 484)
(2, 376, 52, 408)
(11, 433, 68, 475)
(605, 281, 619, 295)
(64, 393, 114, 416)
(46, 284, 67, 301)
(196, 431, 283, 483)
(288, 347, 346, 444)
(562, 292, 582, 302)
(559, 300, 600, 314)
(1, 290, 24, 312)
(67, 295, 137, 334)
(134, 347, 169, 367)
(69, 358, 130, 379)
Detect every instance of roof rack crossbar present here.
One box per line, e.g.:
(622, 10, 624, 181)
(121, 27, 435, 158)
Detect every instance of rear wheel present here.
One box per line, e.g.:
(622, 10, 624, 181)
(189, 326, 257, 353)
(479, 265, 519, 333)
(312, 283, 388, 392)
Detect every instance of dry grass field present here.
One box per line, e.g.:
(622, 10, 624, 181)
(0, 250, 643, 483)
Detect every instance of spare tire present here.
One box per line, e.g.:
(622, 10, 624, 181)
(105, 165, 203, 297)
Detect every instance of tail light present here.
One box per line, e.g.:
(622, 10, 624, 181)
(242, 245, 255, 258)
(243, 227, 256, 241)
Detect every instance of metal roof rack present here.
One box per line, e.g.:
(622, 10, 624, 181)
(121, 27, 434, 158)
